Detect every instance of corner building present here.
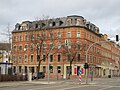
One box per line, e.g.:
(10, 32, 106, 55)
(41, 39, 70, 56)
(12, 15, 120, 79)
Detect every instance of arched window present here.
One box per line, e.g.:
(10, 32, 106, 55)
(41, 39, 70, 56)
(30, 44, 34, 51)
(50, 42, 54, 49)
(77, 20, 80, 25)
(67, 20, 71, 26)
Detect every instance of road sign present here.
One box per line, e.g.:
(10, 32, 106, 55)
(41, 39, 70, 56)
(78, 70, 82, 75)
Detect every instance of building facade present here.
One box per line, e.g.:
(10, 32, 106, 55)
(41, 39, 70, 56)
(12, 15, 120, 79)
(0, 43, 12, 75)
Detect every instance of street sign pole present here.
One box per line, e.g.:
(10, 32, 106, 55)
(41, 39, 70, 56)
(85, 40, 110, 84)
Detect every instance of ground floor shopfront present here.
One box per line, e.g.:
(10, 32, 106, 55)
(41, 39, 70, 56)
(13, 63, 120, 79)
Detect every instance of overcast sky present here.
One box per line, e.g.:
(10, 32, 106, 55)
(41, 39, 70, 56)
(0, 0, 120, 42)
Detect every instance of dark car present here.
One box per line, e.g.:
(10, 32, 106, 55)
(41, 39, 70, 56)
(32, 72, 45, 80)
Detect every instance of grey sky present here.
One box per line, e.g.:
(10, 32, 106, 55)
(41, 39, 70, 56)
(0, 0, 120, 42)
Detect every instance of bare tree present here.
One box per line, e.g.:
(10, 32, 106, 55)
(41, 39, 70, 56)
(29, 16, 60, 80)
(61, 40, 85, 79)
(0, 23, 12, 62)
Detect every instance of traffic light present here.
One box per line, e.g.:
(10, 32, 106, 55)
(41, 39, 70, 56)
(116, 35, 119, 41)
(84, 63, 89, 69)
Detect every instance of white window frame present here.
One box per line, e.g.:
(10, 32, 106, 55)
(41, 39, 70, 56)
(77, 31, 80, 37)
(67, 31, 71, 38)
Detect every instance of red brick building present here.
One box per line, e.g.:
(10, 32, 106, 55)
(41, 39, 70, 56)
(12, 15, 120, 79)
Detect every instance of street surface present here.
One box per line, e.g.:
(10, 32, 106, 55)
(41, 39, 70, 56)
(0, 77, 120, 90)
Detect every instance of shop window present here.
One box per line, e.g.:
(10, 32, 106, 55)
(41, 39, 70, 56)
(43, 66, 46, 73)
(19, 66, 22, 73)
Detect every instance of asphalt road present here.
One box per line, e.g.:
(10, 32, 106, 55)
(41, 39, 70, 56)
(1, 77, 120, 90)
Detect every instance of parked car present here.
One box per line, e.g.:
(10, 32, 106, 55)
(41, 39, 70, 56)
(32, 72, 45, 80)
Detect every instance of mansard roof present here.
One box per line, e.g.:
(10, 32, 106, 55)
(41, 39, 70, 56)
(12, 15, 100, 35)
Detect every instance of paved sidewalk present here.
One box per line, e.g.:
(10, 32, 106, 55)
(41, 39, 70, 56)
(0, 78, 99, 88)
(0, 80, 64, 88)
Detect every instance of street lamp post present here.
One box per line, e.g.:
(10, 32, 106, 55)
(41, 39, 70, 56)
(85, 41, 109, 84)
(48, 55, 50, 83)
(109, 63, 112, 78)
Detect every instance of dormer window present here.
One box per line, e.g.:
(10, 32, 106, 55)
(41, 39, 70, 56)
(42, 23, 45, 27)
(71, 19, 73, 24)
(35, 24, 38, 28)
(77, 20, 80, 25)
(86, 24, 89, 29)
(49, 23, 52, 27)
(49, 22, 56, 27)
(75, 19, 77, 25)
(59, 21, 63, 26)
(18, 26, 21, 30)
(67, 20, 71, 26)
(52, 22, 55, 26)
